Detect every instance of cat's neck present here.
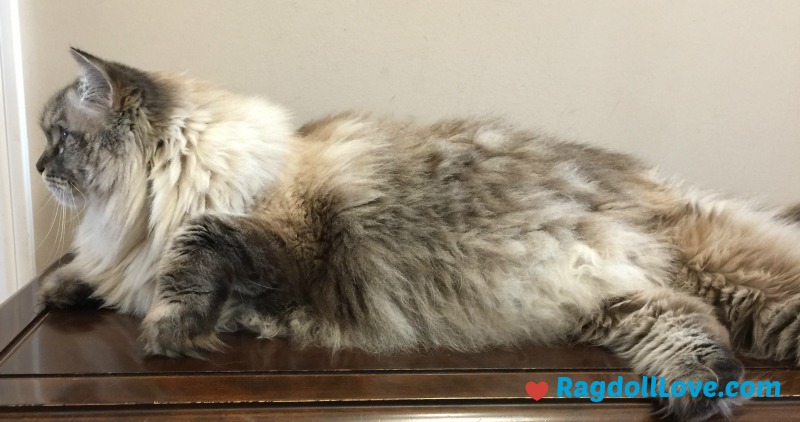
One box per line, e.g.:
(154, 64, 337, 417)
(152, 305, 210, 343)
(73, 184, 150, 271)
(145, 76, 294, 237)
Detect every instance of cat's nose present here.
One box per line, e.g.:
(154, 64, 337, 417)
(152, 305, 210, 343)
(35, 155, 47, 174)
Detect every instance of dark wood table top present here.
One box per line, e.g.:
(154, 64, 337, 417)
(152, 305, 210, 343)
(1, 262, 799, 420)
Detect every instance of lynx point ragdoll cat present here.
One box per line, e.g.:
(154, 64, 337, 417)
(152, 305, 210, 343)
(36, 48, 800, 420)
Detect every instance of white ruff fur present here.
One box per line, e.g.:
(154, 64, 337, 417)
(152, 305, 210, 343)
(73, 75, 292, 315)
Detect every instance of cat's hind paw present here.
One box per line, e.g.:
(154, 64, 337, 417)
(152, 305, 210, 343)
(656, 348, 746, 422)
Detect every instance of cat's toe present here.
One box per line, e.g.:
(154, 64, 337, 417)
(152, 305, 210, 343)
(658, 349, 746, 421)
(140, 302, 225, 359)
(39, 279, 103, 309)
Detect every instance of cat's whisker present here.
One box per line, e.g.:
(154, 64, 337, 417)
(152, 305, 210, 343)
(37, 195, 61, 251)
(60, 203, 68, 259)
(55, 204, 67, 263)
(69, 181, 87, 221)
(247, 280, 277, 291)
(44, 203, 63, 264)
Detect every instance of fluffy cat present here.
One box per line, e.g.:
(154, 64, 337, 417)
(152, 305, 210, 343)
(36, 48, 800, 421)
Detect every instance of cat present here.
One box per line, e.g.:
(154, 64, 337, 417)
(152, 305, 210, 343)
(35, 48, 800, 421)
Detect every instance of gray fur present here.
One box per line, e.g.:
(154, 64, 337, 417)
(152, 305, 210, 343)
(35, 50, 800, 421)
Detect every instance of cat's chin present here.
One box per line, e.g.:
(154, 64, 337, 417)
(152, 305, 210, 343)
(52, 191, 85, 209)
(56, 195, 85, 209)
(42, 173, 86, 208)
(45, 182, 86, 209)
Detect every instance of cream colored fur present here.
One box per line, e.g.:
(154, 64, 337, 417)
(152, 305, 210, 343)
(51, 75, 292, 314)
(36, 50, 800, 421)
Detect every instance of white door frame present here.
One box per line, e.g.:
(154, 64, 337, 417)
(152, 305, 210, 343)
(0, 0, 34, 304)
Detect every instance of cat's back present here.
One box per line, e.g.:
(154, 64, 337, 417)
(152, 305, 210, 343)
(292, 113, 652, 213)
(269, 112, 668, 265)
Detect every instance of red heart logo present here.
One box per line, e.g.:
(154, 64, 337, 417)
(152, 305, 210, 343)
(525, 381, 549, 401)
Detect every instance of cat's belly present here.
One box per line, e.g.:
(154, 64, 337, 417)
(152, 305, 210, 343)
(492, 241, 663, 342)
(462, 216, 673, 344)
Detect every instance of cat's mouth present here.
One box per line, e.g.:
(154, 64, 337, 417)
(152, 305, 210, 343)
(43, 172, 85, 208)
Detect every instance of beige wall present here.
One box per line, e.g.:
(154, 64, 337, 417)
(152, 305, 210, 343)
(20, 0, 800, 271)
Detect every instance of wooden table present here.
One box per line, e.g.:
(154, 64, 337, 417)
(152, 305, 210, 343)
(1, 261, 798, 420)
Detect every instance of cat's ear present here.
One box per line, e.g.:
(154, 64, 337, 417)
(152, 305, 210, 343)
(70, 47, 114, 110)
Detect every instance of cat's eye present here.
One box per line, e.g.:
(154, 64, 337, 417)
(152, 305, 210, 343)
(59, 127, 70, 142)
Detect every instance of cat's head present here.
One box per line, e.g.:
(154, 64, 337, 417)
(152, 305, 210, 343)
(36, 48, 170, 207)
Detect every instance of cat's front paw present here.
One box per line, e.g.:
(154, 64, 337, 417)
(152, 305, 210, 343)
(140, 301, 224, 358)
(38, 269, 103, 309)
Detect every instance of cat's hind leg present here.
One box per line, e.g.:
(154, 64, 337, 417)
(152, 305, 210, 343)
(140, 214, 295, 358)
(677, 260, 800, 363)
(668, 203, 800, 363)
(580, 288, 745, 422)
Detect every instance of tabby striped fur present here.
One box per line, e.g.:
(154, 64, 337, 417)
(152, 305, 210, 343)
(36, 49, 800, 421)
